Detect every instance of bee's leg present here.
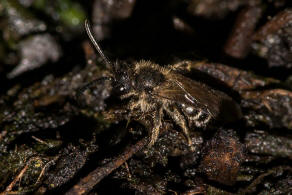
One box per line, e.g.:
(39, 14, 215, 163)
(102, 108, 129, 122)
(164, 106, 194, 151)
(170, 60, 195, 72)
(148, 108, 163, 147)
(104, 98, 140, 122)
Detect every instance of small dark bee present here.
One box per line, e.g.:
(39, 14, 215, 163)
(79, 20, 241, 148)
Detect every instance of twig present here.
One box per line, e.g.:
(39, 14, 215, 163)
(31, 136, 51, 147)
(124, 162, 132, 179)
(239, 166, 292, 194)
(65, 137, 148, 195)
(0, 157, 47, 195)
(1, 163, 30, 194)
(35, 155, 60, 185)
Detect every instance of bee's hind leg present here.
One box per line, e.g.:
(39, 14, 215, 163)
(170, 60, 194, 72)
(164, 106, 194, 151)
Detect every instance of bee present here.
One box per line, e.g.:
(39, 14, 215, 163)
(79, 20, 242, 148)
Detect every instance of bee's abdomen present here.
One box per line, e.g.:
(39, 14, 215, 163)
(179, 103, 212, 128)
(193, 110, 212, 127)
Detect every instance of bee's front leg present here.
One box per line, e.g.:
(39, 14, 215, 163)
(148, 108, 163, 147)
(102, 108, 129, 122)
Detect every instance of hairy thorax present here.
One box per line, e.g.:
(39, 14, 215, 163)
(125, 61, 167, 113)
(129, 91, 158, 114)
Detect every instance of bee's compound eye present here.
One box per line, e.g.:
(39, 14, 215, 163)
(120, 87, 125, 91)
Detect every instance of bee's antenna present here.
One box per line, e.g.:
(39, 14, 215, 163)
(85, 20, 112, 68)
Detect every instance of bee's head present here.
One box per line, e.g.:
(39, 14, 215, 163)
(85, 20, 133, 95)
(112, 62, 133, 94)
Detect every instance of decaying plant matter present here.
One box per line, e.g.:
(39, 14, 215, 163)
(0, 0, 291, 194)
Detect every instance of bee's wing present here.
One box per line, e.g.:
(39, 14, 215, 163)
(153, 73, 235, 118)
